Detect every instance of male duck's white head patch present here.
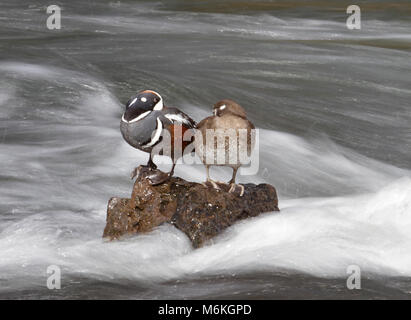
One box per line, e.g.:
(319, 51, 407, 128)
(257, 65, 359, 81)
(141, 90, 163, 110)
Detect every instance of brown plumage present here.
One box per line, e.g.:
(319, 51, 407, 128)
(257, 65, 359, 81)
(195, 99, 255, 196)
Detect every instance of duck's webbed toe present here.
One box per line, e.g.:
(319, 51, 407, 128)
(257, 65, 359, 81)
(201, 180, 221, 190)
(146, 170, 172, 185)
(228, 183, 245, 197)
(130, 164, 156, 180)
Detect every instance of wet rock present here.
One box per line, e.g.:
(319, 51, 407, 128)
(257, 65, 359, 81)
(103, 167, 280, 248)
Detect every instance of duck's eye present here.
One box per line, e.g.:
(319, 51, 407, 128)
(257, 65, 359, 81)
(153, 98, 158, 103)
(219, 105, 226, 110)
(141, 97, 147, 102)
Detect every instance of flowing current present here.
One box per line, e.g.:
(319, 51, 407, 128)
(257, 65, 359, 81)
(0, 0, 410, 299)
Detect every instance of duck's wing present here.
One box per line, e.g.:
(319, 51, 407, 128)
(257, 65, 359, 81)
(162, 107, 197, 129)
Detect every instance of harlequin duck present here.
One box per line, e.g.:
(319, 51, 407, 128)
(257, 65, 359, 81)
(195, 99, 255, 196)
(120, 90, 196, 185)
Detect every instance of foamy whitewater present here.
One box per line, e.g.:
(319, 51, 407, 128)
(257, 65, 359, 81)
(0, 0, 410, 298)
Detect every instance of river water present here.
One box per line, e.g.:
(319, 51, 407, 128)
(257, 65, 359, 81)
(0, 0, 410, 299)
